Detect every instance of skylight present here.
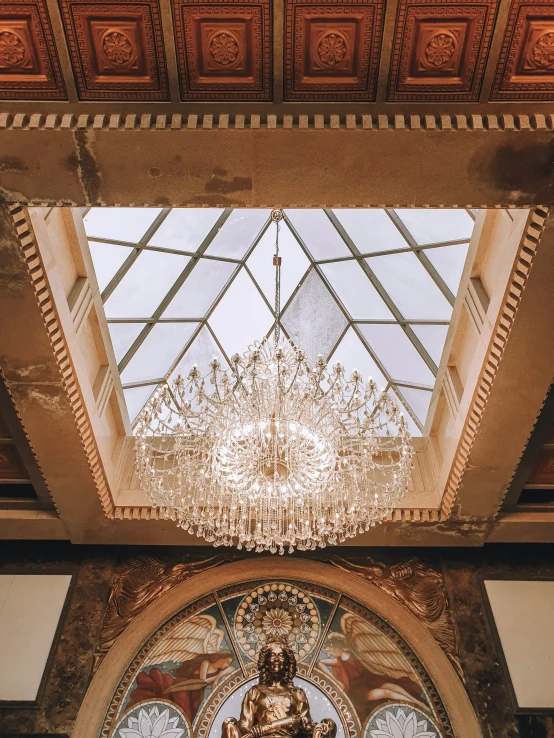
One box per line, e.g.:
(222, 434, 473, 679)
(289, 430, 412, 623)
(84, 207, 476, 435)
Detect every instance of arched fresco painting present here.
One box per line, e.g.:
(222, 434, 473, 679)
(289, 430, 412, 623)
(102, 580, 453, 738)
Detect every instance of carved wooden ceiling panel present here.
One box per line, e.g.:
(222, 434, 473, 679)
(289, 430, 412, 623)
(284, 0, 384, 101)
(59, 0, 169, 99)
(0, 1, 66, 99)
(0, 0, 553, 103)
(491, 0, 554, 101)
(388, 0, 499, 101)
(173, 0, 272, 100)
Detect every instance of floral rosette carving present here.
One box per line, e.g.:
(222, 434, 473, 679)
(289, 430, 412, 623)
(532, 32, 554, 69)
(317, 33, 347, 66)
(103, 31, 133, 65)
(0, 31, 26, 67)
(210, 32, 239, 66)
(424, 34, 455, 67)
(366, 704, 442, 738)
(235, 583, 320, 661)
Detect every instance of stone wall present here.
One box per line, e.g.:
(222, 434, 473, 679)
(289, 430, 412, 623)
(0, 543, 553, 738)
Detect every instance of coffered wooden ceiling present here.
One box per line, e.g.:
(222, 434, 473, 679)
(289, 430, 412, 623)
(1, 0, 553, 104)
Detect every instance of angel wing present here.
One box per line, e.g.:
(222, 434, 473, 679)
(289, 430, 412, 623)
(142, 613, 225, 667)
(341, 612, 417, 683)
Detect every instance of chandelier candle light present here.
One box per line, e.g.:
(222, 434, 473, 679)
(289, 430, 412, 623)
(136, 210, 414, 553)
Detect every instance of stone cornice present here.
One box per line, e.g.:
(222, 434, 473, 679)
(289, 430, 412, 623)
(0, 111, 553, 131)
(440, 206, 551, 518)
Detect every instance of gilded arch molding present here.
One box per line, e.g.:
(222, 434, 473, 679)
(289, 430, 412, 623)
(74, 558, 482, 738)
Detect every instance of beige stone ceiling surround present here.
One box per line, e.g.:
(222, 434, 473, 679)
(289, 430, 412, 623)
(0, 199, 553, 546)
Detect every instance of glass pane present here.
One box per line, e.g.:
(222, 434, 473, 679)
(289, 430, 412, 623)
(120, 322, 199, 385)
(424, 243, 469, 294)
(320, 262, 394, 320)
(247, 221, 310, 306)
(108, 322, 147, 364)
(367, 251, 452, 320)
(209, 268, 273, 357)
(104, 250, 191, 318)
(84, 208, 161, 242)
(328, 327, 387, 389)
(333, 210, 407, 253)
(395, 386, 432, 425)
(411, 324, 449, 366)
(148, 209, 223, 252)
(285, 210, 351, 261)
(395, 209, 474, 245)
(282, 269, 347, 366)
(387, 388, 421, 437)
(89, 242, 134, 292)
(124, 385, 156, 424)
(358, 324, 435, 385)
(206, 209, 270, 259)
(162, 259, 236, 318)
(169, 325, 228, 383)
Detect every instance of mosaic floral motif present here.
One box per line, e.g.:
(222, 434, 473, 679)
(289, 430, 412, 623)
(103, 31, 133, 65)
(317, 33, 347, 66)
(533, 32, 554, 68)
(114, 702, 189, 738)
(209, 33, 239, 65)
(366, 704, 441, 738)
(0, 31, 26, 67)
(235, 583, 320, 660)
(424, 34, 455, 67)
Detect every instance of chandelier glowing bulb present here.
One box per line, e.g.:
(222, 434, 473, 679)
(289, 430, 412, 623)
(135, 210, 414, 553)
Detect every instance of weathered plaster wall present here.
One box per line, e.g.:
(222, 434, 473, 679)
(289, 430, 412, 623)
(0, 543, 553, 738)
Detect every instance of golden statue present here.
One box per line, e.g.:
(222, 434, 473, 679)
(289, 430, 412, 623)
(222, 641, 336, 738)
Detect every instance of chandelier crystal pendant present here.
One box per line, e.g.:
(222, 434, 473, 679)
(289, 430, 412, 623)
(135, 210, 414, 553)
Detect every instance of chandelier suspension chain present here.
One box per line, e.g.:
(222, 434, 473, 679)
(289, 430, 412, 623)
(272, 209, 283, 346)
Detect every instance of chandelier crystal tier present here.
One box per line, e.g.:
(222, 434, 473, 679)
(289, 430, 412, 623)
(135, 210, 414, 553)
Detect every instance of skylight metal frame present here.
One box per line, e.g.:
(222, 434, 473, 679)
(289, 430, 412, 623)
(85, 207, 476, 431)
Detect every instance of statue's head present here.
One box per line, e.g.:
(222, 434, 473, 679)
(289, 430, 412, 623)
(257, 639, 297, 686)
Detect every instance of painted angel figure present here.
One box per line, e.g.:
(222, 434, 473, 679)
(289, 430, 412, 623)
(128, 613, 236, 724)
(316, 613, 427, 724)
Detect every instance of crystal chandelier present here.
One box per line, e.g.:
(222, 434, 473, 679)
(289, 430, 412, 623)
(135, 210, 414, 553)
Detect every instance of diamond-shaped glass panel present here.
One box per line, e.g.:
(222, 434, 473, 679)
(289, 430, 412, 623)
(169, 325, 228, 383)
(320, 262, 394, 319)
(333, 209, 407, 253)
(286, 210, 351, 261)
(395, 209, 474, 245)
(388, 388, 421, 437)
(161, 259, 236, 318)
(206, 210, 270, 259)
(148, 209, 223, 252)
(247, 221, 310, 306)
(366, 252, 452, 320)
(124, 385, 156, 424)
(104, 251, 191, 319)
(411, 324, 449, 366)
(395, 386, 433, 426)
(424, 243, 469, 294)
(358, 324, 435, 385)
(209, 268, 273, 357)
(84, 208, 162, 242)
(89, 242, 134, 292)
(108, 322, 147, 364)
(329, 327, 387, 389)
(282, 269, 347, 365)
(120, 322, 199, 385)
